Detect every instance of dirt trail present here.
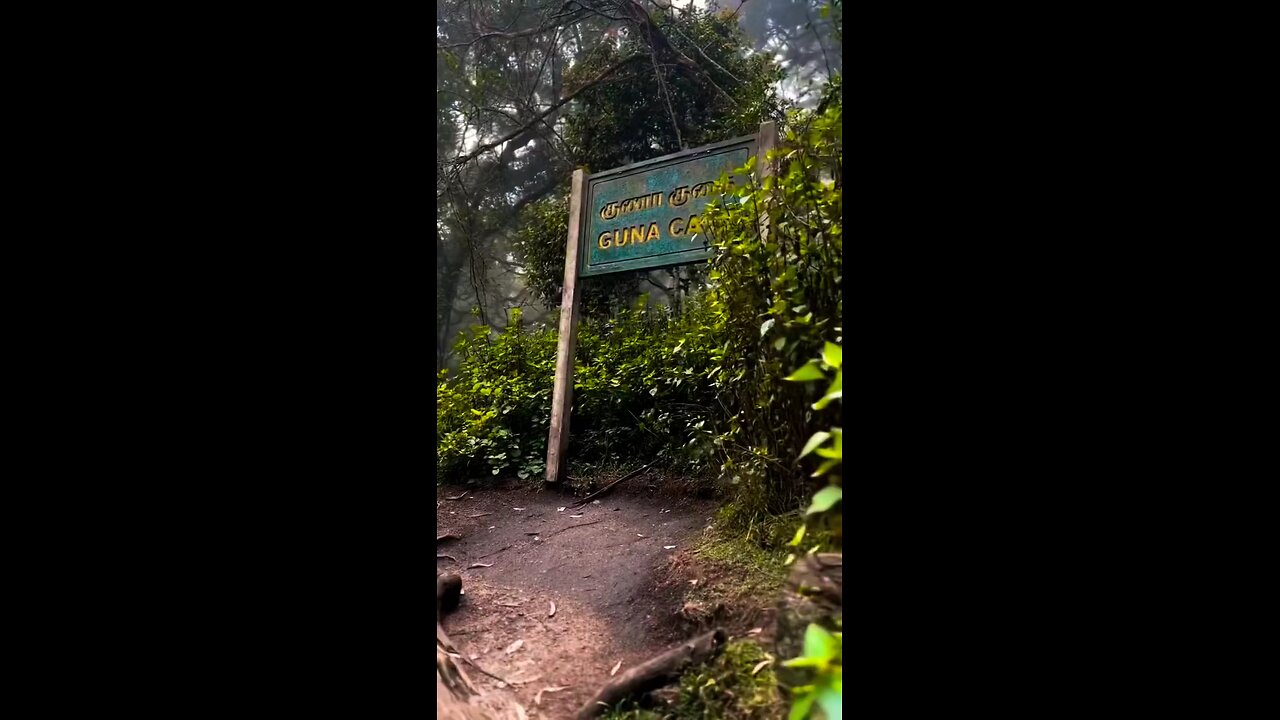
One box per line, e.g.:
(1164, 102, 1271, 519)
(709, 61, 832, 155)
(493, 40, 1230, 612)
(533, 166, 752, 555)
(437, 484, 716, 718)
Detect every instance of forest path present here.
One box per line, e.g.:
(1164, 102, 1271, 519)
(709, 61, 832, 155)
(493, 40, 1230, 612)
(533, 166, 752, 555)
(437, 484, 717, 718)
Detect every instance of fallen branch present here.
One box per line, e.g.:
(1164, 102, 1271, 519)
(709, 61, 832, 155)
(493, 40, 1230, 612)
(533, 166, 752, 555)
(445, 491, 470, 501)
(575, 629, 726, 719)
(573, 461, 657, 507)
(437, 554, 458, 562)
(478, 543, 516, 559)
(467, 512, 493, 518)
(437, 533, 462, 543)
(542, 519, 603, 538)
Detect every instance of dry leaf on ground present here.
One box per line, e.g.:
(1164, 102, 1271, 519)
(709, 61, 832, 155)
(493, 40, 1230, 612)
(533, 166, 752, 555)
(548, 601, 556, 618)
(505, 639, 524, 654)
(609, 660, 622, 676)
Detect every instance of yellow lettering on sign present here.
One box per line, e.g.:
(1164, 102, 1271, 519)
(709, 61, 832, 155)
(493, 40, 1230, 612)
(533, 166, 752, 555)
(670, 186, 690, 207)
(599, 231, 611, 249)
(646, 223, 660, 241)
(669, 217, 685, 236)
(630, 225, 644, 244)
(615, 228, 627, 247)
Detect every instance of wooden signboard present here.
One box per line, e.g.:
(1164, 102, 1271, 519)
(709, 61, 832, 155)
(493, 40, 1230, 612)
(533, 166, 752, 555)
(579, 134, 759, 277)
(546, 122, 778, 483)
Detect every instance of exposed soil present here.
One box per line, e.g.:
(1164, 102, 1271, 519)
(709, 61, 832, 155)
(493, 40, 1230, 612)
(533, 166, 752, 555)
(436, 482, 721, 718)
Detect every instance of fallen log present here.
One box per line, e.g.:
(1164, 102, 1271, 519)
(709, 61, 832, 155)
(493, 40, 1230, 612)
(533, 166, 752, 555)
(575, 628, 726, 719)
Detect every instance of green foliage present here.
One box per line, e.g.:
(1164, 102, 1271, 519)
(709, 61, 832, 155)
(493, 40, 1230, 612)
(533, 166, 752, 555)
(513, 191, 644, 318)
(691, 73, 843, 524)
(600, 640, 784, 720)
(436, 307, 556, 481)
(564, 9, 783, 173)
(782, 623, 843, 720)
(513, 8, 783, 319)
(437, 298, 725, 482)
(780, 288, 842, 720)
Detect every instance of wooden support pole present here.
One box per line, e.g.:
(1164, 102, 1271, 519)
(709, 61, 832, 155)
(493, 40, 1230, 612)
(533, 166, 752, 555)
(757, 120, 779, 178)
(546, 168, 587, 484)
(756, 121, 779, 243)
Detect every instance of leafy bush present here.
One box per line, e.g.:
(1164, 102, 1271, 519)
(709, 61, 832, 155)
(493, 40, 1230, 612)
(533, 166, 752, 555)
(691, 73, 843, 526)
(783, 341, 843, 720)
(436, 298, 726, 482)
(436, 307, 556, 481)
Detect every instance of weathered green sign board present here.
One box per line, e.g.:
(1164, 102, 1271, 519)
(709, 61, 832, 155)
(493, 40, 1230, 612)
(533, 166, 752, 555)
(578, 134, 758, 277)
(546, 124, 775, 485)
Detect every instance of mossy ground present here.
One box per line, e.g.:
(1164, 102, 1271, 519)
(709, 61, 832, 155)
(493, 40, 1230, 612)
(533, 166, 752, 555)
(596, 526, 792, 718)
(599, 639, 784, 720)
(684, 522, 790, 612)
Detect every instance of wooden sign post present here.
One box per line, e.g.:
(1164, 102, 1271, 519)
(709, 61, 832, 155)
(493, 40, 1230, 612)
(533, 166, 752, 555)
(545, 123, 779, 483)
(546, 168, 587, 485)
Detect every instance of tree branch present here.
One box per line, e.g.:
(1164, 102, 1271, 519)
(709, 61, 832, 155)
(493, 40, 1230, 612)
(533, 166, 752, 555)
(445, 53, 644, 172)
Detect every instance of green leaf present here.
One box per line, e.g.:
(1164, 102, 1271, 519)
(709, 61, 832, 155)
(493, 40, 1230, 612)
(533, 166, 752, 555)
(789, 692, 816, 720)
(817, 687, 842, 720)
(790, 523, 807, 546)
(803, 623, 837, 660)
(811, 369, 843, 411)
(811, 459, 840, 477)
(761, 318, 775, 337)
(774, 337, 786, 351)
(785, 362, 824, 382)
(799, 431, 830, 459)
(806, 486, 842, 514)
(822, 342, 842, 369)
